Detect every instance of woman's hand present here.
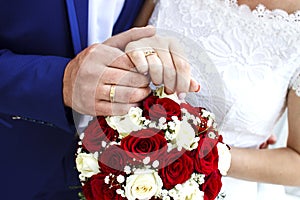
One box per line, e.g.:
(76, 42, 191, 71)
(125, 34, 200, 99)
(259, 134, 277, 149)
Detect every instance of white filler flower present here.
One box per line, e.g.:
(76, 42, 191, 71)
(168, 179, 204, 200)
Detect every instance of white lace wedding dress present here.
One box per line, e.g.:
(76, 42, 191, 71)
(150, 0, 300, 199)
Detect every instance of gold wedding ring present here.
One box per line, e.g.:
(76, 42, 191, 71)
(144, 49, 156, 57)
(109, 85, 116, 103)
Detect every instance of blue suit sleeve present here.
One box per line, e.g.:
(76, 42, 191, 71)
(0, 49, 74, 133)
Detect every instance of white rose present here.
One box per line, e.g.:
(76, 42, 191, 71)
(174, 120, 196, 150)
(76, 153, 100, 178)
(128, 107, 144, 124)
(106, 107, 143, 138)
(217, 142, 231, 175)
(154, 86, 181, 104)
(125, 169, 163, 200)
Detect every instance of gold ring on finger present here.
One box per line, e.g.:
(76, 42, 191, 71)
(109, 85, 116, 103)
(144, 49, 156, 57)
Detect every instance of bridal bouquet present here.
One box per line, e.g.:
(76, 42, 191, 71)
(76, 87, 231, 200)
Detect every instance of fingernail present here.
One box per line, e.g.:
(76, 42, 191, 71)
(178, 93, 186, 100)
(195, 84, 201, 92)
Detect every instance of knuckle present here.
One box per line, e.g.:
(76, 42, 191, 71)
(177, 59, 190, 72)
(164, 67, 176, 79)
(175, 58, 186, 69)
(137, 66, 148, 74)
(131, 75, 149, 87)
(84, 44, 103, 60)
(129, 89, 147, 103)
(87, 43, 100, 54)
(95, 102, 110, 116)
(129, 50, 141, 59)
(125, 42, 136, 52)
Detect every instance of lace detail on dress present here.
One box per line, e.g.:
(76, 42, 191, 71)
(291, 74, 300, 96)
(225, 0, 300, 23)
(150, 0, 300, 148)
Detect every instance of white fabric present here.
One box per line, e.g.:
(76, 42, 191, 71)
(291, 70, 300, 96)
(88, 0, 125, 44)
(76, 0, 125, 133)
(149, 0, 300, 199)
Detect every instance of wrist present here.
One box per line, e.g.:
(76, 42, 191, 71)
(62, 61, 73, 108)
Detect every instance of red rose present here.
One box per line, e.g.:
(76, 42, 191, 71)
(121, 128, 167, 163)
(202, 170, 222, 200)
(143, 95, 181, 121)
(82, 116, 118, 152)
(159, 149, 194, 190)
(143, 95, 157, 111)
(83, 173, 124, 200)
(98, 145, 128, 174)
(188, 134, 219, 175)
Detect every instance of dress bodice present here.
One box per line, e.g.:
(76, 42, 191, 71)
(150, 0, 300, 148)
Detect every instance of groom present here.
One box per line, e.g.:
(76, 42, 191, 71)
(0, 0, 201, 198)
(0, 0, 154, 199)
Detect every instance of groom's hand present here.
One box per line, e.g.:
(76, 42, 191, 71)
(125, 35, 200, 98)
(63, 26, 155, 116)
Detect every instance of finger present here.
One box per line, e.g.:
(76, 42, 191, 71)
(267, 134, 277, 145)
(109, 53, 137, 72)
(147, 52, 163, 86)
(126, 49, 149, 74)
(171, 53, 191, 98)
(189, 77, 201, 93)
(89, 43, 136, 72)
(100, 67, 150, 87)
(259, 142, 268, 149)
(103, 26, 156, 50)
(95, 102, 141, 116)
(156, 49, 176, 94)
(96, 85, 151, 103)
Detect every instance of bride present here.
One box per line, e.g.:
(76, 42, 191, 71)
(131, 0, 300, 199)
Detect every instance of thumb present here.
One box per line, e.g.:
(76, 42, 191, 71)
(103, 25, 156, 50)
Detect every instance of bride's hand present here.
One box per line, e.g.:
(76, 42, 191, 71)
(125, 33, 200, 99)
(259, 134, 277, 149)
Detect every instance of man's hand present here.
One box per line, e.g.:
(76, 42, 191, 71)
(63, 26, 155, 116)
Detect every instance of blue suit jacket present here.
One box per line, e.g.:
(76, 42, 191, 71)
(0, 0, 144, 199)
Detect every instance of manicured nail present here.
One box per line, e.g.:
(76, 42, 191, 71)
(195, 84, 201, 92)
(178, 93, 186, 100)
